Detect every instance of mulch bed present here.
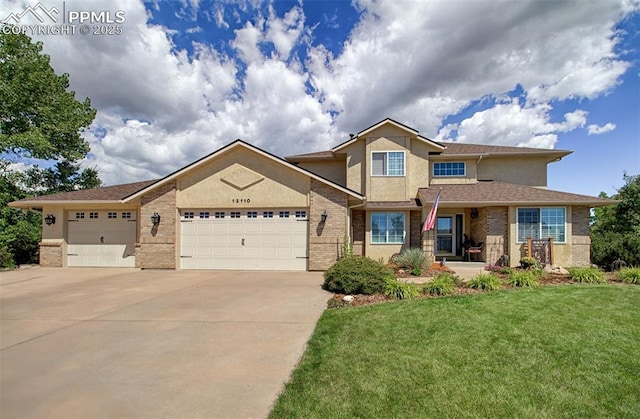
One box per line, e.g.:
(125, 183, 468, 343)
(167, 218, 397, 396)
(329, 271, 625, 308)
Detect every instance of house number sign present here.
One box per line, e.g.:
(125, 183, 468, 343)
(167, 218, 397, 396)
(231, 198, 251, 203)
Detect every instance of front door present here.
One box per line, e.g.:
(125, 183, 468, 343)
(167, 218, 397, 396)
(436, 214, 464, 257)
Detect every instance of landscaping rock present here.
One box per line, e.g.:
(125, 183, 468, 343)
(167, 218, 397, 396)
(342, 295, 354, 302)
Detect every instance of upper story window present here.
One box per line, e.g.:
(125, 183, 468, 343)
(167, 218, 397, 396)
(433, 162, 466, 177)
(372, 151, 405, 176)
(517, 207, 566, 243)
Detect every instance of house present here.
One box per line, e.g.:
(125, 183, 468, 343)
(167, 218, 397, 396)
(9, 118, 613, 270)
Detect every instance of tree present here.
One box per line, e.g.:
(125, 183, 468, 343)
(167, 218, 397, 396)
(0, 31, 96, 162)
(0, 32, 99, 267)
(24, 161, 101, 194)
(591, 173, 640, 268)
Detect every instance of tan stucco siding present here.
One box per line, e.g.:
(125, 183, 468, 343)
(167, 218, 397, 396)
(508, 205, 575, 268)
(364, 209, 410, 262)
(297, 160, 346, 186)
(429, 159, 478, 185)
(177, 148, 310, 208)
(479, 157, 548, 187)
(409, 140, 431, 193)
(366, 136, 409, 201)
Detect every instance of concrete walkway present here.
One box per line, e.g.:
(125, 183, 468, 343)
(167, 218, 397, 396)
(0, 267, 330, 418)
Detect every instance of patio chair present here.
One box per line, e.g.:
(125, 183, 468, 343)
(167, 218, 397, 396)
(465, 242, 484, 262)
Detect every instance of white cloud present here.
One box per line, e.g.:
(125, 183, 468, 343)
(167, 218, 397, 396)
(1, 0, 637, 186)
(588, 122, 617, 135)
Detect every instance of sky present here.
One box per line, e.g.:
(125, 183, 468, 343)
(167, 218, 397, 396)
(2, 0, 639, 197)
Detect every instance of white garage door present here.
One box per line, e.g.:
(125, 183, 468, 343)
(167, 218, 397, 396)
(67, 211, 137, 267)
(180, 209, 308, 270)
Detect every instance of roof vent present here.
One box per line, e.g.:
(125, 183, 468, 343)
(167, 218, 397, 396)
(349, 133, 355, 139)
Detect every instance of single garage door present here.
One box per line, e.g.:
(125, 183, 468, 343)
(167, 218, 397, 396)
(67, 211, 137, 267)
(180, 209, 308, 270)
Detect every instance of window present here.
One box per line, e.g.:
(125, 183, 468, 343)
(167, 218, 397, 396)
(122, 212, 132, 219)
(89, 212, 99, 219)
(75, 212, 85, 219)
(247, 211, 257, 218)
(214, 212, 225, 219)
(263, 211, 274, 218)
(199, 212, 210, 219)
(183, 212, 194, 219)
(517, 208, 566, 243)
(434, 162, 465, 177)
(107, 212, 117, 219)
(371, 212, 405, 244)
(230, 212, 241, 218)
(372, 151, 405, 176)
(295, 211, 307, 218)
(279, 211, 290, 218)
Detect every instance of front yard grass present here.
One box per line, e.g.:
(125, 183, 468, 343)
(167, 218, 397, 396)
(270, 285, 640, 418)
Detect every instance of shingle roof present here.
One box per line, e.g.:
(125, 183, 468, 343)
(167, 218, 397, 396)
(9, 179, 157, 207)
(287, 141, 570, 161)
(418, 181, 614, 207)
(437, 142, 571, 156)
(365, 199, 422, 209)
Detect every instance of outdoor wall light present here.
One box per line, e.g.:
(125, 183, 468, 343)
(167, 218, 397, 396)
(151, 212, 161, 225)
(470, 208, 479, 219)
(44, 214, 56, 225)
(321, 210, 328, 223)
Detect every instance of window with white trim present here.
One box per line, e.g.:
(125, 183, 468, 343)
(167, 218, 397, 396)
(372, 151, 405, 176)
(230, 212, 241, 219)
(247, 211, 257, 218)
(183, 212, 194, 219)
(295, 211, 307, 218)
(433, 162, 465, 177)
(107, 212, 117, 219)
(89, 212, 99, 219)
(214, 212, 225, 219)
(122, 212, 132, 219)
(75, 212, 85, 219)
(517, 207, 566, 243)
(199, 212, 210, 219)
(263, 211, 274, 218)
(279, 211, 290, 218)
(371, 212, 405, 244)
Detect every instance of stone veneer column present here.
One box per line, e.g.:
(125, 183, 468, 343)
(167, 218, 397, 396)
(351, 210, 365, 257)
(410, 210, 422, 249)
(137, 182, 177, 269)
(308, 179, 348, 270)
(485, 207, 508, 264)
(571, 206, 591, 266)
(39, 240, 63, 267)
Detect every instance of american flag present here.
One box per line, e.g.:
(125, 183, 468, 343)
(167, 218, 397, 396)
(422, 189, 441, 233)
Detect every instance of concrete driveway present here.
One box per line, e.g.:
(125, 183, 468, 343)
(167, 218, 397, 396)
(0, 267, 330, 418)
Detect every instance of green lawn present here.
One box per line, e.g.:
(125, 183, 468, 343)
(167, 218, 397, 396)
(270, 285, 640, 418)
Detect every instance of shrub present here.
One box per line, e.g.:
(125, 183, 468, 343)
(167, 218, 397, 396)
(568, 267, 607, 284)
(0, 246, 15, 269)
(423, 272, 460, 295)
(383, 278, 420, 300)
(411, 267, 422, 276)
(519, 257, 539, 269)
(485, 264, 514, 275)
(507, 271, 539, 288)
(395, 248, 428, 271)
(618, 267, 640, 284)
(468, 273, 502, 291)
(323, 257, 394, 295)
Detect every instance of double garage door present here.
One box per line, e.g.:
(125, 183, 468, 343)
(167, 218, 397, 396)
(67, 211, 137, 267)
(180, 209, 308, 270)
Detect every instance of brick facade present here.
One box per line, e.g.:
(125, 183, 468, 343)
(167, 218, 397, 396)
(571, 206, 591, 266)
(469, 208, 487, 261)
(308, 178, 348, 270)
(39, 241, 63, 267)
(137, 182, 177, 269)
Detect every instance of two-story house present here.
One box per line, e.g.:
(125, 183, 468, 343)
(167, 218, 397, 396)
(10, 118, 612, 270)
